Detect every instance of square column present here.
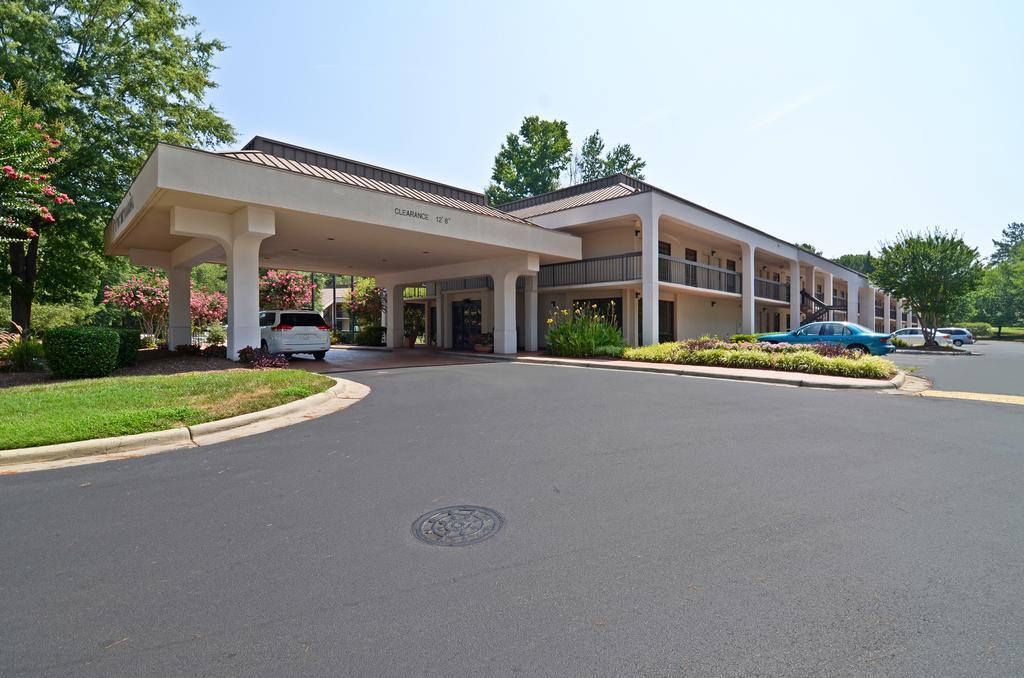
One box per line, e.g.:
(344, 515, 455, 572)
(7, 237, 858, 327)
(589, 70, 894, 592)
(225, 209, 275, 360)
(493, 271, 518, 354)
(386, 284, 405, 348)
(167, 265, 192, 350)
(641, 213, 659, 345)
(895, 300, 904, 329)
(740, 243, 755, 334)
(789, 260, 802, 331)
(883, 294, 892, 334)
(823, 273, 834, 321)
(858, 286, 875, 328)
(523, 275, 538, 352)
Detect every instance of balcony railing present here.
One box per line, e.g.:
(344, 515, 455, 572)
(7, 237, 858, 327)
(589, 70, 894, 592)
(538, 252, 641, 288)
(659, 256, 741, 294)
(441, 276, 492, 292)
(832, 296, 847, 310)
(754, 277, 790, 302)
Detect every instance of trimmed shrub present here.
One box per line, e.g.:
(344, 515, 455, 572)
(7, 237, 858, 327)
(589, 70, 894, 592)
(355, 325, 386, 346)
(43, 326, 120, 379)
(205, 322, 226, 346)
(957, 322, 992, 338)
(174, 344, 204, 356)
(546, 302, 624, 357)
(113, 328, 141, 367)
(729, 333, 761, 344)
(595, 345, 625, 358)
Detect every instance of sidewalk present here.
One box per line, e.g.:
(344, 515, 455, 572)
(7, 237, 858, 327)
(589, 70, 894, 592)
(457, 351, 904, 390)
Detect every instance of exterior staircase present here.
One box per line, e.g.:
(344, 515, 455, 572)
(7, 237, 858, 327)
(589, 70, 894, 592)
(800, 290, 843, 324)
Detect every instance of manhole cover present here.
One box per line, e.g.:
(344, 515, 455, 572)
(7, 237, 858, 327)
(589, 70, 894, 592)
(412, 505, 503, 547)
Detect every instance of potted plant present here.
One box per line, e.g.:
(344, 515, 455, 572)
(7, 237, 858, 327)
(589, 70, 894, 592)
(403, 305, 423, 348)
(473, 331, 494, 353)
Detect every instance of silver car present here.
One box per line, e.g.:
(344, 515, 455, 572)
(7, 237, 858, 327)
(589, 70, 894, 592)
(938, 327, 975, 347)
(891, 327, 953, 347)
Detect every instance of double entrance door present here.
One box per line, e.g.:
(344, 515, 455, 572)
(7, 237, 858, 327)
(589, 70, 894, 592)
(451, 299, 482, 350)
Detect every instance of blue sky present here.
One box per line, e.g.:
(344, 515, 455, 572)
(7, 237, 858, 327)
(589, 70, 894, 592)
(182, 0, 1021, 259)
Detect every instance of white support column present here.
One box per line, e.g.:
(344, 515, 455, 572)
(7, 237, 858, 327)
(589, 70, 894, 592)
(846, 279, 860, 328)
(895, 300, 904, 329)
(167, 266, 192, 350)
(385, 284, 405, 348)
(641, 213, 660, 345)
(823, 273, 834, 321)
(493, 270, 518, 354)
(789, 260, 802, 331)
(523, 275, 538, 352)
(883, 294, 892, 334)
(423, 300, 432, 346)
(740, 243, 756, 334)
(436, 288, 449, 348)
(225, 208, 274, 360)
(858, 286, 875, 328)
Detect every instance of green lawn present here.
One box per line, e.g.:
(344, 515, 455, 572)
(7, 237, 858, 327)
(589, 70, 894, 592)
(0, 369, 335, 450)
(987, 327, 1024, 340)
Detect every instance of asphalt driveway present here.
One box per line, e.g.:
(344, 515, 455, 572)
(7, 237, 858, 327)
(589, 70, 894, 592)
(890, 339, 1024, 396)
(2, 362, 1022, 677)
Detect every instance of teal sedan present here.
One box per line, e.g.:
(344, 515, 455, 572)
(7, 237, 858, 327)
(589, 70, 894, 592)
(759, 321, 895, 356)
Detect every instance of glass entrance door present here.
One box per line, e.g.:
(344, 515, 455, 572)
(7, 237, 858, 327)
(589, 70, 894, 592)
(638, 299, 676, 344)
(451, 299, 482, 350)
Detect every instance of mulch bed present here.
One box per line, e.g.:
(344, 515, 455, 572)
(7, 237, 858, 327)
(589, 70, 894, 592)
(1, 350, 241, 389)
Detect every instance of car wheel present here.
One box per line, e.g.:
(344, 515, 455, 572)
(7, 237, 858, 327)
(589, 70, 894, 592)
(953, 339, 963, 347)
(848, 344, 867, 357)
(313, 351, 327, 360)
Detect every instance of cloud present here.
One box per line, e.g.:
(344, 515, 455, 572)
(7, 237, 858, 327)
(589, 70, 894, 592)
(749, 85, 831, 132)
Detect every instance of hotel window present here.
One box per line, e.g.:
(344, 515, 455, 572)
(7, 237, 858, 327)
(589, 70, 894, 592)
(725, 259, 736, 271)
(658, 241, 672, 256)
(684, 248, 698, 262)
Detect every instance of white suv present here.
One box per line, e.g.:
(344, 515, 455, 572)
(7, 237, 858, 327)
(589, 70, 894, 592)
(891, 327, 953, 347)
(938, 327, 975, 346)
(259, 310, 330, 359)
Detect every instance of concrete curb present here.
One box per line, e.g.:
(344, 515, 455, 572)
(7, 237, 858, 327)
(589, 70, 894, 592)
(0, 377, 370, 470)
(895, 349, 975, 356)
(462, 352, 904, 391)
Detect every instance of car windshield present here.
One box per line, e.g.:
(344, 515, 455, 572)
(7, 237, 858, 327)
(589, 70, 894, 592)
(280, 313, 327, 326)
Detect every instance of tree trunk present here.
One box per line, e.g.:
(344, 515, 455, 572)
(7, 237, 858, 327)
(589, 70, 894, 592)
(8, 234, 39, 337)
(997, 325, 1003, 338)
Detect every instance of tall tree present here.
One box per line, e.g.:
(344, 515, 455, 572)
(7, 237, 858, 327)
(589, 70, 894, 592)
(871, 229, 983, 346)
(485, 116, 571, 205)
(0, 0, 235, 332)
(972, 247, 1024, 337)
(569, 130, 646, 183)
(796, 243, 822, 255)
(990, 222, 1024, 264)
(835, 252, 876, 274)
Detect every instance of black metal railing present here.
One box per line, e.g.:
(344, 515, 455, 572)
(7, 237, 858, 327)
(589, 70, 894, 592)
(754, 277, 790, 301)
(658, 256, 741, 293)
(538, 252, 641, 288)
(832, 296, 847, 310)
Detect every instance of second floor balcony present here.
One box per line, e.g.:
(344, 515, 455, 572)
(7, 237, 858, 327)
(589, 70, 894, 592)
(537, 252, 789, 301)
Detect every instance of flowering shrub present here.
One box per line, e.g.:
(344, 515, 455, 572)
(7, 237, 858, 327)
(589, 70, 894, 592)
(190, 290, 227, 331)
(668, 336, 856, 359)
(348, 277, 384, 325)
(103, 275, 169, 339)
(622, 342, 896, 380)
(546, 302, 624, 357)
(237, 345, 289, 369)
(260, 269, 313, 309)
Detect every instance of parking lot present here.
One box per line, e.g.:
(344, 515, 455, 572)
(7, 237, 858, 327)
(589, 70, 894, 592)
(3, 361, 1022, 677)
(890, 339, 1024, 397)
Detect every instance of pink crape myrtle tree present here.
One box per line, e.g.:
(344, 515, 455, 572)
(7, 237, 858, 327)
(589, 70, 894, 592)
(189, 289, 227, 331)
(103, 275, 169, 340)
(260, 269, 314, 310)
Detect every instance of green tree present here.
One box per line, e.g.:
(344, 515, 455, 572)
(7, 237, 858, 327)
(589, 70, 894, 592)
(485, 116, 572, 205)
(796, 243, 822, 255)
(972, 249, 1024, 337)
(0, 0, 234, 331)
(990, 222, 1024, 264)
(871, 229, 983, 346)
(835, 252, 876, 275)
(569, 130, 646, 183)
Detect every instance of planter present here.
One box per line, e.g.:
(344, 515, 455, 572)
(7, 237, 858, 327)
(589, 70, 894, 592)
(473, 344, 493, 353)
(403, 336, 416, 348)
